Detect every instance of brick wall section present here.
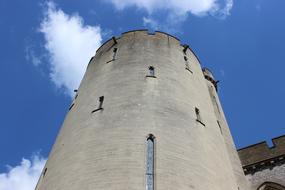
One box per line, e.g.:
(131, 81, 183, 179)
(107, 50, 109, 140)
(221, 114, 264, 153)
(238, 135, 285, 167)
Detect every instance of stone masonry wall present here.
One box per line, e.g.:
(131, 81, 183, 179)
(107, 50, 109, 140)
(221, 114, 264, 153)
(238, 135, 285, 190)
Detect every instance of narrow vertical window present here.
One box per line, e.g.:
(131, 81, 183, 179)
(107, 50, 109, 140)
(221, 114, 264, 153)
(146, 135, 155, 190)
(184, 56, 192, 73)
(92, 96, 104, 113)
(146, 66, 156, 78)
(149, 66, 155, 76)
(99, 96, 104, 109)
(183, 44, 188, 55)
(195, 107, 205, 126)
(69, 102, 75, 110)
(43, 168, 47, 177)
(106, 47, 118, 63)
(113, 48, 118, 60)
(35, 168, 47, 190)
(217, 120, 223, 134)
(195, 107, 201, 121)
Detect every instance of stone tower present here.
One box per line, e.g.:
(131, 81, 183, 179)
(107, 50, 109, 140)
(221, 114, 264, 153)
(35, 30, 250, 190)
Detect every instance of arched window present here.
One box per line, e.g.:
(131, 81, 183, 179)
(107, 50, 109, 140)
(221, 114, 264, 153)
(146, 134, 155, 190)
(257, 182, 285, 190)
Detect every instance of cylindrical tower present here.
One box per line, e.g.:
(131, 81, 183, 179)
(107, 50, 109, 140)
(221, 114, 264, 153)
(36, 30, 249, 190)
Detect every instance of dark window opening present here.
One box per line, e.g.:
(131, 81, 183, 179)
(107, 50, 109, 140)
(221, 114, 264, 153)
(146, 66, 156, 78)
(112, 36, 117, 44)
(195, 107, 205, 126)
(113, 48, 118, 60)
(183, 44, 189, 55)
(69, 103, 75, 110)
(92, 96, 104, 113)
(43, 168, 47, 177)
(184, 56, 192, 73)
(106, 47, 118, 63)
(99, 96, 104, 109)
(217, 121, 223, 134)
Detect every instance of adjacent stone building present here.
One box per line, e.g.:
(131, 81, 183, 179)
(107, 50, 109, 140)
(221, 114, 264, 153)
(35, 30, 285, 190)
(238, 135, 285, 190)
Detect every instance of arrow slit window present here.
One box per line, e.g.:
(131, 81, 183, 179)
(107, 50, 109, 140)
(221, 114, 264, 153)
(146, 135, 155, 190)
(113, 48, 117, 60)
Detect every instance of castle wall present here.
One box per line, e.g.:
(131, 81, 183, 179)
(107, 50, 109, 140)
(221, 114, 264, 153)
(238, 135, 285, 190)
(203, 69, 250, 190)
(36, 30, 248, 190)
(246, 163, 285, 189)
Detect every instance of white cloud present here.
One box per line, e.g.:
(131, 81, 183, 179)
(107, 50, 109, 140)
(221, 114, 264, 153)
(213, 0, 233, 18)
(107, 0, 218, 15)
(143, 17, 159, 30)
(106, 0, 234, 30)
(224, 0, 234, 16)
(0, 155, 46, 190)
(108, 0, 234, 16)
(40, 2, 102, 97)
(25, 46, 42, 66)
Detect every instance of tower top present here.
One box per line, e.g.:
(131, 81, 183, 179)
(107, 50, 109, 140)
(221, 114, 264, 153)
(94, 29, 202, 65)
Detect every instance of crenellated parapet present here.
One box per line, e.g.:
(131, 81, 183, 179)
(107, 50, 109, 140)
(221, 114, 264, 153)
(238, 135, 285, 174)
(94, 29, 200, 63)
(96, 30, 179, 54)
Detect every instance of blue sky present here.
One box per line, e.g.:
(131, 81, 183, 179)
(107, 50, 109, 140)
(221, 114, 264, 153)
(1, 0, 285, 189)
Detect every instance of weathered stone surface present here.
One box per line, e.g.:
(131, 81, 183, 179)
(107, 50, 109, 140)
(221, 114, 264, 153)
(238, 135, 285, 166)
(238, 135, 285, 190)
(35, 30, 250, 190)
(246, 164, 285, 189)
